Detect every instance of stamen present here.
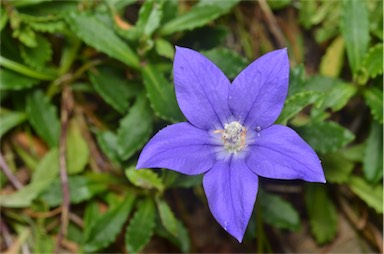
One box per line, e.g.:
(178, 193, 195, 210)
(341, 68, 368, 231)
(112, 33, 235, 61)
(215, 121, 247, 153)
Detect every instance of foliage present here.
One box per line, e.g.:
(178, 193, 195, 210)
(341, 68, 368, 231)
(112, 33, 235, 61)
(0, 0, 382, 253)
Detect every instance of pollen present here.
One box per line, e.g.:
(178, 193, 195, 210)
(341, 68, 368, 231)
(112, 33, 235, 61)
(214, 121, 247, 153)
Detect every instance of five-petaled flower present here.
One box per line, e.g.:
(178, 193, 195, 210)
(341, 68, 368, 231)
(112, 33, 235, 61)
(137, 46, 326, 242)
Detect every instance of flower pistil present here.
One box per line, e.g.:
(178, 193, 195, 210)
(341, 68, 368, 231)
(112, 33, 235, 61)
(214, 121, 247, 153)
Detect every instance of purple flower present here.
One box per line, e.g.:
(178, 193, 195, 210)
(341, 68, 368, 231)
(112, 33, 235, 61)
(137, 46, 326, 242)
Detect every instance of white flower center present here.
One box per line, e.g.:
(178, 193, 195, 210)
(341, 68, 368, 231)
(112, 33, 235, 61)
(214, 121, 247, 153)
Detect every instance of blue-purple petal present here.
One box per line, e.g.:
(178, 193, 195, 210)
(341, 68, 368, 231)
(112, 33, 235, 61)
(173, 46, 232, 130)
(137, 122, 215, 175)
(229, 48, 289, 130)
(246, 125, 326, 183)
(203, 158, 259, 242)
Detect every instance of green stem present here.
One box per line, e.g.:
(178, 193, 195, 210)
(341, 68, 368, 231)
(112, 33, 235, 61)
(0, 56, 56, 81)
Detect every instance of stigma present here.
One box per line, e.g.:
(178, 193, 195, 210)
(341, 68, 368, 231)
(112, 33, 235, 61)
(214, 121, 247, 153)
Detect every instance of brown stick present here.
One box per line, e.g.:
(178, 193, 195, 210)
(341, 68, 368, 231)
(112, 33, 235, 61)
(54, 86, 74, 253)
(258, 0, 286, 48)
(0, 152, 22, 190)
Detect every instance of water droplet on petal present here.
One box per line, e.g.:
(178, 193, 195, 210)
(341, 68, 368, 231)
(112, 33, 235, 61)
(255, 126, 262, 132)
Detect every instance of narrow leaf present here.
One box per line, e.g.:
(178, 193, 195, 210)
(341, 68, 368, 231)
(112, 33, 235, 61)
(125, 198, 156, 253)
(363, 122, 383, 183)
(156, 198, 178, 237)
(160, 0, 239, 35)
(117, 94, 153, 160)
(66, 119, 89, 174)
(305, 185, 338, 244)
(142, 64, 184, 122)
(66, 12, 139, 69)
(0, 68, 39, 90)
(0, 111, 27, 137)
(363, 87, 383, 124)
(357, 44, 383, 84)
(320, 36, 344, 78)
(27, 90, 60, 147)
(259, 190, 300, 231)
(83, 194, 136, 252)
(340, 0, 370, 73)
(349, 176, 383, 213)
(125, 167, 164, 192)
(276, 91, 323, 125)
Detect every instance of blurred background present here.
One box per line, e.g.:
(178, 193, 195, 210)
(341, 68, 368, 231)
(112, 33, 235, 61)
(0, 0, 383, 253)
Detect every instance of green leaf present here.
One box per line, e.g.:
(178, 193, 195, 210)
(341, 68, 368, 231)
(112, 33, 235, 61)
(358, 44, 383, 83)
(125, 167, 164, 192)
(83, 194, 136, 252)
(20, 34, 52, 70)
(156, 198, 178, 237)
(305, 185, 338, 244)
(39, 175, 107, 207)
(363, 86, 383, 124)
(155, 220, 190, 253)
(363, 122, 383, 183)
(142, 64, 184, 122)
(296, 121, 355, 153)
(155, 38, 175, 59)
(319, 36, 344, 78)
(96, 131, 120, 162)
(125, 198, 156, 253)
(0, 68, 39, 90)
(298, 0, 317, 29)
(89, 67, 132, 114)
(340, 0, 370, 73)
(348, 176, 383, 213)
(159, 0, 239, 35)
(322, 152, 354, 184)
(276, 91, 323, 125)
(259, 190, 300, 231)
(202, 48, 249, 79)
(306, 75, 357, 112)
(66, 12, 139, 69)
(287, 64, 306, 96)
(0, 111, 27, 137)
(267, 0, 291, 10)
(165, 172, 203, 188)
(26, 90, 60, 147)
(339, 143, 366, 163)
(117, 94, 153, 160)
(0, 149, 59, 207)
(66, 119, 89, 174)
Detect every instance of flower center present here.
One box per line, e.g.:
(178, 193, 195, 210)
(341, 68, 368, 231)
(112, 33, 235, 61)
(214, 121, 247, 153)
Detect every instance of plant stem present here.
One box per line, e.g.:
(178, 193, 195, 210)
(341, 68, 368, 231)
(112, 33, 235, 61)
(0, 152, 23, 190)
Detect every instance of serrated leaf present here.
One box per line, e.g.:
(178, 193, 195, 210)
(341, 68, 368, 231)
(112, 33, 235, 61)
(13, 25, 37, 47)
(363, 87, 383, 124)
(125, 167, 164, 192)
(125, 198, 156, 253)
(156, 198, 178, 237)
(155, 219, 190, 253)
(142, 64, 184, 122)
(26, 90, 60, 147)
(39, 175, 107, 207)
(320, 36, 344, 78)
(305, 185, 338, 244)
(349, 176, 383, 213)
(259, 190, 300, 231)
(296, 121, 355, 153)
(28, 19, 66, 33)
(340, 0, 370, 73)
(117, 94, 153, 160)
(202, 48, 249, 79)
(159, 0, 239, 35)
(0, 68, 40, 90)
(20, 34, 52, 70)
(322, 152, 354, 184)
(0, 111, 27, 137)
(306, 75, 357, 112)
(276, 91, 323, 125)
(89, 68, 132, 114)
(359, 44, 383, 81)
(66, 119, 89, 174)
(363, 122, 383, 183)
(0, 149, 59, 207)
(66, 12, 139, 69)
(83, 194, 136, 252)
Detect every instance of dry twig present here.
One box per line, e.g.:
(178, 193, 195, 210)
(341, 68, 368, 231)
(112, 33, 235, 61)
(0, 153, 22, 190)
(258, 0, 286, 48)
